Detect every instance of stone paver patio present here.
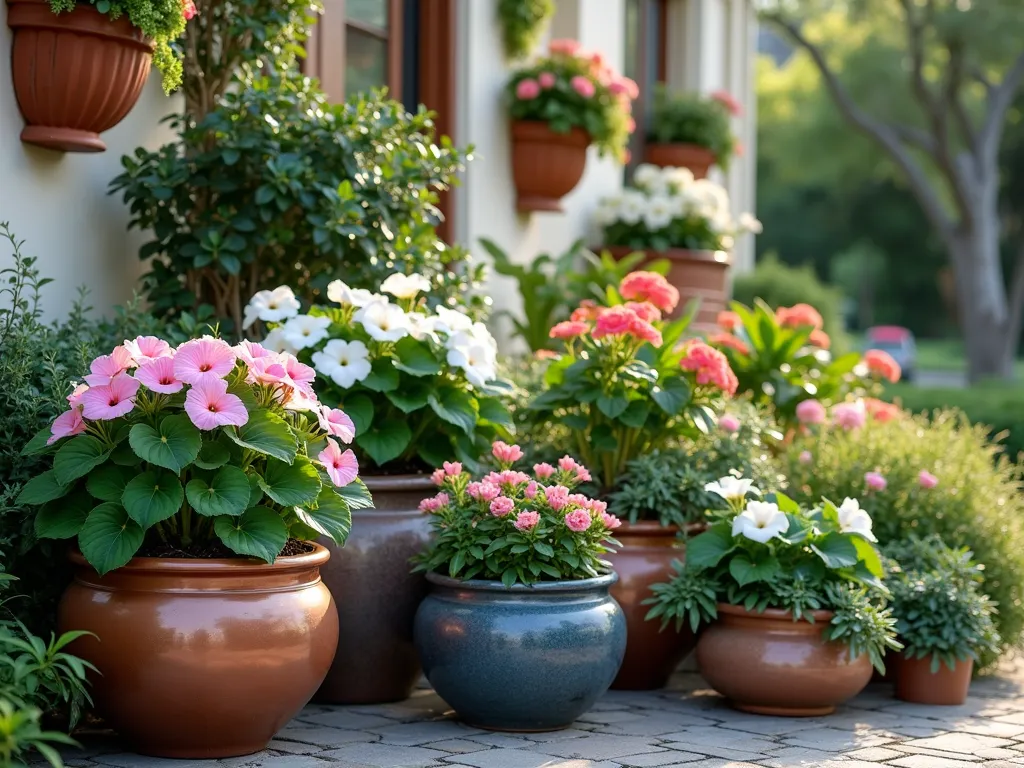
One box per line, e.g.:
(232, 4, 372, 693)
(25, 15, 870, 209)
(60, 662, 1024, 768)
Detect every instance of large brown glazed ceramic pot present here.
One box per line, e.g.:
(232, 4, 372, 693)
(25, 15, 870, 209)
(895, 654, 973, 705)
(607, 522, 698, 690)
(511, 120, 591, 213)
(316, 474, 433, 704)
(7, 0, 155, 152)
(58, 545, 338, 758)
(644, 143, 716, 178)
(696, 604, 872, 716)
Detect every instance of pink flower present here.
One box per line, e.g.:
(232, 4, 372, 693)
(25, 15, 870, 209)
(586, 498, 608, 515)
(549, 38, 581, 56)
(419, 493, 450, 513)
(514, 510, 541, 531)
(492, 441, 524, 464)
(626, 116, 637, 134)
(84, 347, 134, 386)
(600, 512, 622, 529)
(80, 375, 141, 420)
(864, 350, 902, 383)
(48, 408, 86, 445)
(136, 357, 183, 394)
(281, 354, 316, 385)
(620, 272, 680, 313)
(182, 0, 197, 20)
(557, 456, 591, 483)
(919, 470, 939, 489)
(776, 304, 824, 331)
(233, 340, 274, 366)
(545, 485, 571, 511)
(174, 337, 236, 385)
(833, 401, 867, 431)
(865, 471, 887, 492)
(468, 482, 501, 502)
(318, 438, 359, 487)
(524, 481, 539, 499)
(629, 317, 663, 347)
(564, 510, 592, 532)
(593, 306, 637, 339)
(123, 336, 173, 365)
(516, 79, 541, 100)
(66, 383, 89, 409)
(534, 463, 555, 480)
(492, 470, 531, 487)
(490, 497, 515, 517)
(609, 80, 629, 96)
(680, 341, 739, 395)
(709, 332, 750, 356)
(550, 320, 590, 340)
(431, 468, 445, 486)
(795, 399, 827, 425)
(538, 72, 556, 89)
(799, 450, 813, 465)
(570, 75, 596, 98)
(624, 302, 661, 323)
(621, 77, 640, 99)
(317, 406, 356, 443)
(184, 377, 249, 430)
(710, 90, 742, 116)
(443, 461, 463, 476)
(720, 415, 740, 433)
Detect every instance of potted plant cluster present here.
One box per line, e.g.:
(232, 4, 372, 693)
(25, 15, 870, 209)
(646, 86, 740, 177)
(647, 481, 900, 715)
(7, 0, 190, 152)
(507, 38, 638, 212)
(246, 275, 515, 705)
(594, 165, 761, 326)
(17, 335, 363, 757)
(412, 442, 625, 731)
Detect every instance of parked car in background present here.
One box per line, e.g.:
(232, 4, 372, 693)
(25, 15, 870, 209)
(865, 326, 917, 382)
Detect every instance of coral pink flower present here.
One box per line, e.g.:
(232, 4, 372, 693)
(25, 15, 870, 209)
(621, 77, 640, 99)
(600, 512, 622, 529)
(795, 399, 826, 425)
(549, 38, 581, 56)
(626, 116, 637, 133)
(564, 510, 592, 532)
(182, 0, 197, 19)
(809, 329, 831, 350)
(919, 470, 939, 489)
(524, 481, 539, 499)
(550, 320, 590, 339)
(48, 408, 86, 445)
(419, 493, 450, 513)
(492, 441, 524, 464)
(246, 356, 290, 387)
(864, 349, 902, 383)
(776, 304, 824, 331)
(570, 76, 596, 98)
(717, 311, 741, 332)
(593, 306, 637, 339)
(488, 470, 531, 488)
(545, 485, 571, 511)
(609, 80, 629, 96)
(136, 357, 183, 395)
(720, 415, 740, 433)
(317, 406, 356, 443)
(571, 300, 602, 323)
(234, 340, 274, 366)
(629, 316, 663, 347)
(124, 336, 173, 365)
(67, 383, 89, 409)
(864, 397, 901, 423)
(431, 469, 445, 486)
(624, 302, 661, 323)
(709, 332, 750, 356)
(865, 471, 887, 491)
(443, 461, 462, 476)
(468, 482, 501, 502)
(174, 337, 236, 385)
(680, 341, 738, 395)
(620, 272, 680, 313)
(516, 79, 541, 99)
(514, 510, 541, 531)
(490, 497, 515, 517)
(533, 463, 555, 480)
(318, 438, 359, 487)
(799, 450, 813, 464)
(585, 498, 608, 515)
(538, 71, 556, 89)
(558, 456, 591, 482)
(81, 375, 141, 420)
(710, 90, 742, 116)
(184, 378, 249, 430)
(84, 346, 134, 386)
(833, 401, 867, 431)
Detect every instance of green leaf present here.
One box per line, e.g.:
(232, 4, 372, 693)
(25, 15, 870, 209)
(214, 507, 288, 563)
(428, 388, 478, 435)
(651, 376, 692, 416)
(16, 470, 70, 505)
(356, 419, 412, 466)
(296, 487, 353, 546)
(851, 536, 885, 578)
(334, 478, 375, 510)
(186, 466, 251, 517)
(122, 470, 184, 529)
(258, 456, 321, 506)
(20, 426, 54, 456)
(54, 436, 112, 486)
(194, 440, 231, 470)
(729, 554, 781, 586)
(35, 491, 92, 539)
(597, 393, 629, 419)
(534, 541, 555, 557)
(811, 533, 860, 569)
(361, 358, 400, 392)
(685, 523, 735, 569)
(129, 415, 202, 472)
(393, 337, 443, 376)
(478, 397, 514, 429)
(618, 400, 651, 429)
(247, 473, 264, 508)
(86, 464, 133, 502)
(385, 380, 431, 413)
(78, 503, 144, 575)
(341, 394, 374, 433)
(227, 409, 296, 465)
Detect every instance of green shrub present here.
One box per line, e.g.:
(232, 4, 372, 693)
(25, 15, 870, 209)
(496, 0, 554, 60)
(779, 411, 1024, 667)
(648, 86, 737, 170)
(732, 254, 845, 338)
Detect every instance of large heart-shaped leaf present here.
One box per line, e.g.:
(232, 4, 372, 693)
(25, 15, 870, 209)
(78, 503, 144, 575)
(193, 440, 231, 470)
(35, 491, 92, 539)
(361, 359, 400, 392)
(356, 419, 412, 466)
(296, 487, 352, 546)
(386, 381, 431, 414)
(478, 397, 514, 429)
(811, 533, 860, 570)
(54, 436, 112, 486)
(122, 470, 184, 529)
(651, 376, 692, 416)
(729, 554, 781, 586)
(226, 409, 296, 465)
(334, 477, 374, 510)
(392, 337, 442, 377)
(258, 456, 321, 506)
(129, 415, 202, 472)
(685, 523, 735, 569)
(214, 507, 288, 563)
(16, 470, 70, 505)
(340, 394, 374, 433)
(86, 464, 133, 502)
(428, 388, 478, 435)
(186, 466, 251, 517)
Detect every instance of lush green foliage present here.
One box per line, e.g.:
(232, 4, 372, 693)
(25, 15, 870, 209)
(414, 445, 620, 586)
(496, 0, 554, 60)
(649, 86, 737, 170)
(732, 255, 846, 338)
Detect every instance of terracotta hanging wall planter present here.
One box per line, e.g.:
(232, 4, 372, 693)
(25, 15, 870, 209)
(7, 0, 155, 153)
(511, 120, 590, 213)
(644, 143, 716, 179)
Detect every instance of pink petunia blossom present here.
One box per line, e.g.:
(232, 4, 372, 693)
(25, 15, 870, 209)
(174, 337, 237, 385)
(719, 415, 740, 433)
(184, 378, 249, 430)
(81, 375, 141, 420)
(516, 79, 541, 100)
(281, 353, 316, 385)
(564, 510, 592, 532)
(136, 357, 184, 394)
(468, 482, 501, 502)
(443, 461, 463, 477)
(233, 340, 274, 367)
(318, 438, 359, 487)
(514, 510, 541, 531)
(570, 75, 596, 98)
(48, 408, 86, 445)
(600, 512, 622, 529)
(67, 383, 89, 409)
(795, 399, 827, 425)
(490, 497, 515, 517)
(545, 485, 571, 511)
(431, 469, 445, 486)
(533, 463, 555, 480)
(865, 471, 887, 491)
(84, 347, 135, 386)
(246, 356, 290, 387)
(317, 406, 356, 443)
(123, 336, 173, 366)
(919, 470, 939, 489)
(833, 401, 867, 431)
(492, 441, 524, 464)
(538, 72, 556, 89)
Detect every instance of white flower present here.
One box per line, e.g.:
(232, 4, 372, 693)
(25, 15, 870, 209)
(732, 501, 789, 544)
(617, 190, 647, 225)
(407, 312, 445, 344)
(446, 322, 498, 388)
(643, 195, 675, 231)
(381, 272, 432, 300)
(704, 476, 761, 502)
(433, 306, 475, 334)
(311, 339, 372, 389)
(836, 498, 877, 542)
(243, 286, 300, 329)
(633, 163, 663, 192)
(593, 197, 622, 227)
(327, 280, 383, 308)
(261, 328, 298, 355)
(738, 212, 763, 234)
(355, 300, 411, 342)
(281, 314, 332, 350)
(663, 166, 695, 191)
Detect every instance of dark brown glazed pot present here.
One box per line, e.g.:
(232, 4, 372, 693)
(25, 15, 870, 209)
(316, 474, 433, 704)
(644, 142, 716, 178)
(58, 545, 338, 758)
(696, 603, 872, 716)
(895, 653, 973, 705)
(7, 0, 155, 152)
(511, 120, 591, 213)
(607, 522, 700, 690)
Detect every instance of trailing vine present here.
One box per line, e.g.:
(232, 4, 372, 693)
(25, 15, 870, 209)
(497, 0, 555, 61)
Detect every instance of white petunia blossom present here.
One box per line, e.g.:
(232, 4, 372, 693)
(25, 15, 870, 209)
(632, 163, 663, 192)
(311, 339, 372, 389)
(732, 501, 789, 544)
(662, 166, 695, 191)
(327, 280, 384, 308)
(446, 321, 498, 388)
(381, 272, 432, 300)
(836, 497, 877, 542)
(407, 312, 444, 344)
(593, 198, 622, 227)
(738, 212, 764, 234)
(355, 300, 411, 342)
(433, 306, 475, 334)
(704, 476, 761, 502)
(643, 195, 675, 231)
(281, 314, 332, 350)
(243, 286, 300, 329)
(261, 328, 298, 355)
(617, 190, 647, 225)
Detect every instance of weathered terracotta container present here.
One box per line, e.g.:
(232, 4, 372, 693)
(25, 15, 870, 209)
(511, 120, 591, 213)
(696, 604, 872, 716)
(644, 143, 716, 178)
(316, 474, 433, 704)
(7, 0, 155, 152)
(58, 545, 338, 758)
(895, 654, 973, 705)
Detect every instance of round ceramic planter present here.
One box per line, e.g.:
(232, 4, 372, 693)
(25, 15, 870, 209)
(58, 544, 338, 758)
(895, 654, 973, 705)
(7, 0, 155, 152)
(607, 522, 700, 690)
(315, 474, 433, 704)
(511, 120, 591, 213)
(644, 142, 716, 178)
(696, 603, 872, 716)
(414, 571, 626, 731)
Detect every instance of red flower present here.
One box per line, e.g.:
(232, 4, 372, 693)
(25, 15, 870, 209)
(620, 271, 679, 314)
(776, 303, 824, 331)
(182, 0, 197, 20)
(863, 350, 902, 383)
(708, 332, 750, 356)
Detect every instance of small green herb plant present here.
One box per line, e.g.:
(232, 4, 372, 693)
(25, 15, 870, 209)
(497, 0, 555, 60)
(648, 86, 738, 171)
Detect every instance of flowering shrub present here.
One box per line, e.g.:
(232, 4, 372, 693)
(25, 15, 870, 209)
(645, 477, 900, 671)
(507, 38, 638, 162)
(595, 164, 760, 252)
(246, 278, 513, 471)
(413, 443, 620, 586)
(17, 336, 369, 575)
(531, 271, 737, 490)
(648, 86, 739, 170)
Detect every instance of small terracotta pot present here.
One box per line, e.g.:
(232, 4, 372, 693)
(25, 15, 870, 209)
(644, 143, 716, 178)
(7, 0, 155, 152)
(895, 653, 973, 705)
(607, 522, 701, 690)
(315, 474, 433, 704)
(511, 120, 591, 213)
(696, 603, 872, 716)
(58, 545, 338, 758)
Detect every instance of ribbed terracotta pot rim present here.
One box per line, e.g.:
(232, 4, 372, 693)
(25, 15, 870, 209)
(511, 119, 591, 147)
(426, 570, 617, 594)
(6, 0, 155, 52)
(716, 602, 834, 623)
(362, 473, 434, 492)
(67, 542, 330, 576)
(615, 520, 707, 538)
(603, 245, 732, 266)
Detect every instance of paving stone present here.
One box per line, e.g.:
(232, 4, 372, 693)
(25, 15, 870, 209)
(754, 746, 840, 767)
(657, 727, 777, 754)
(319, 742, 448, 767)
(845, 745, 905, 760)
(520, 728, 593, 742)
(240, 758, 331, 768)
(542, 735, 671, 760)
(953, 718, 1024, 737)
(464, 733, 536, 749)
(266, 741, 324, 756)
(93, 756, 219, 768)
(900, 731, 1014, 753)
(369, 720, 485, 745)
(274, 725, 379, 747)
(666, 761, 763, 768)
(657, 744, 767, 763)
(423, 738, 493, 754)
(981, 748, 1024, 759)
(890, 744, 982, 761)
(217, 751, 279, 767)
(691, 715, 825, 737)
(295, 709, 397, 730)
(779, 725, 895, 752)
(614, 752, 706, 766)
(890, 756, 979, 768)
(602, 715, 721, 737)
(441, 748, 576, 768)
(576, 710, 650, 725)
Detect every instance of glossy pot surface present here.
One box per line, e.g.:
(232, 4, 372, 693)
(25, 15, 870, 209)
(511, 120, 590, 213)
(644, 142, 716, 178)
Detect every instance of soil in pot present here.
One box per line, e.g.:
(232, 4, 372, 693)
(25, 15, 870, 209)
(895, 654, 973, 705)
(511, 120, 591, 213)
(644, 143, 716, 178)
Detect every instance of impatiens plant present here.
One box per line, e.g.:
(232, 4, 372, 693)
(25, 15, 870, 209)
(645, 478, 901, 672)
(17, 336, 370, 575)
(531, 270, 738, 491)
(413, 442, 621, 586)
(246, 277, 514, 471)
(508, 38, 638, 162)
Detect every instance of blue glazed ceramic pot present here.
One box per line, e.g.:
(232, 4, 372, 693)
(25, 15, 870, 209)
(414, 571, 626, 732)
